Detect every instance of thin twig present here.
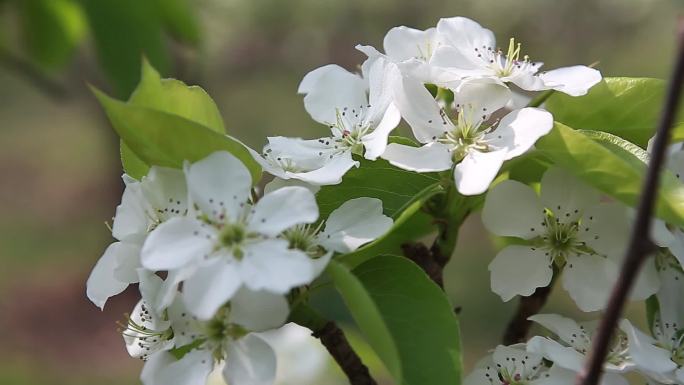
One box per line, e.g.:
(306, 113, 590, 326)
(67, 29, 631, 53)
(502, 284, 553, 345)
(401, 242, 445, 288)
(577, 19, 684, 385)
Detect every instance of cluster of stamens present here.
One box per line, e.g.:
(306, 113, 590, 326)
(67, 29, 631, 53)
(118, 304, 173, 360)
(474, 38, 539, 78)
(434, 105, 497, 162)
(283, 222, 325, 256)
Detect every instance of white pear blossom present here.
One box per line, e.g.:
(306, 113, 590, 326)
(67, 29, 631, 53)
(481, 167, 659, 311)
(527, 314, 633, 380)
(429, 17, 602, 96)
(464, 344, 577, 385)
(256, 55, 401, 185)
(382, 74, 552, 195)
(282, 197, 393, 257)
(141, 151, 322, 320)
(87, 167, 187, 309)
(620, 258, 684, 384)
(139, 289, 288, 385)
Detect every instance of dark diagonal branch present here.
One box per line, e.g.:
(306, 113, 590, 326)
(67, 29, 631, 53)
(577, 19, 684, 385)
(502, 284, 553, 345)
(289, 304, 377, 385)
(313, 322, 377, 385)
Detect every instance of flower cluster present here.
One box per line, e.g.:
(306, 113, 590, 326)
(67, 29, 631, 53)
(85, 13, 684, 385)
(86, 151, 392, 385)
(256, 16, 600, 195)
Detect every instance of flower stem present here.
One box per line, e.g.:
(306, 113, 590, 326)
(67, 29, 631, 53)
(577, 19, 684, 385)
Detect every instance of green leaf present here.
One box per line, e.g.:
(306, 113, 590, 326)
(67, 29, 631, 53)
(545, 77, 684, 147)
(535, 122, 684, 226)
(120, 140, 149, 180)
(328, 256, 462, 385)
(316, 158, 442, 220)
(80, 0, 170, 97)
(578, 130, 650, 163)
(93, 88, 261, 182)
(18, 0, 86, 69)
(129, 59, 225, 134)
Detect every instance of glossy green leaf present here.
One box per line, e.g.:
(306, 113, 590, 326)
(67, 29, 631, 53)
(18, 0, 86, 69)
(535, 122, 684, 226)
(328, 255, 462, 385)
(129, 59, 225, 133)
(316, 158, 442, 219)
(120, 140, 149, 180)
(545, 77, 684, 147)
(93, 88, 261, 182)
(80, 0, 170, 97)
(579, 130, 649, 163)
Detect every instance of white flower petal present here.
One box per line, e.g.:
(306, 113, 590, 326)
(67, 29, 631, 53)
(629, 258, 660, 302)
(317, 197, 393, 253)
(141, 166, 188, 222)
(381, 142, 452, 172)
(529, 365, 580, 385)
(143, 350, 213, 385)
(182, 258, 241, 320)
(240, 240, 316, 293)
(186, 151, 252, 222)
(526, 336, 584, 372)
(452, 78, 511, 114)
(248, 186, 318, 237)
(656, 264, 684, 331)
(488, 245, 553, 302)
(481, 180, 545, 240)
(298, 64, 368, 125)
(286, 152, 359, 185)
(383, 26, 437, 62)
(154, 266, 196, 312)
(508, 72, 547, 92)
(436, 17, 496, 57)
(528, 314, 589, 350)
(620, 319, 677, 374)
(361, 103, 401, 160)
(141, 217, 215, 271)
(86, 241, 141, 309)
(562, 254, 618, 312)
(486, 108, 553, 160)
(223, 334, 276, 385)
(429, 45, 488, 76)
(578, 203, 630, 259)
(363, 56, 401, 127)
(392, 75, 452, 143)
(311, 251, 333, 278)
(539, 66, 603, 97)
(229, 288, 289, 331)
(540, 167, 600, 223)
(112, 178, 148, 242)
(454, 149, 507, 196)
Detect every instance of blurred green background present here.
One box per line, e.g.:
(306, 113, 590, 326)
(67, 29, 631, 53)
(0, 0, 680, 384)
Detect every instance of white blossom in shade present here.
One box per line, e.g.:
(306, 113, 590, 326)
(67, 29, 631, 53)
(429, 17, 602, 96)
(134, 282, 288, 385)
(481, 167, 660, 311)
(87, 167, 187, 309)
(620, 258, 684, 384)
(256, 55, 402, 185)
(464, 344, 577, 385)
(141, 151, 321, 320)
(381, 73, 552, 195)
(527, 314, 633, 378)
(259, 323, 336, 385)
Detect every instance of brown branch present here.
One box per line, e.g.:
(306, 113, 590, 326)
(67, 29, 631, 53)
(577, 19, 684, 385)
(401, 242, 445, 288)
(313, 322, 377, 385)
(502, 285, 553, 345)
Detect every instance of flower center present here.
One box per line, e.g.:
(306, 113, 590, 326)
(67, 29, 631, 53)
(219, 223, 247, 259)
(202, 308, 248, 360)
(437, 106, 492, 162)
(118, 304, 173, 360)
(283, 222, 324, 256)
(332, 107, 373, 155)
(474, 38, 536, 78)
